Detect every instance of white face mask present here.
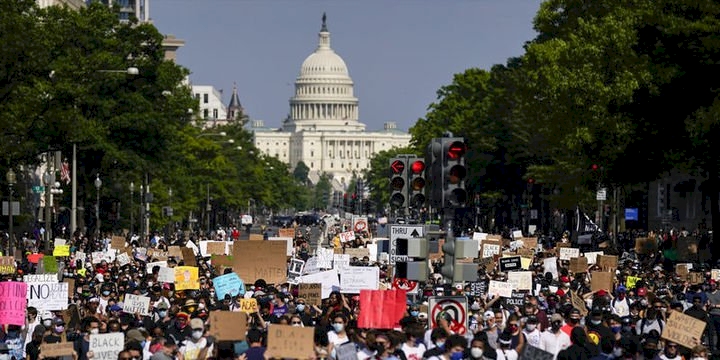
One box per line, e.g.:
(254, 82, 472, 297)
(89, 328, 100, 335)
(525, 324, 536, 331)
(470, 348, 483, 359)
(198, 303, 206, 310)
(192, 330, 203, 340)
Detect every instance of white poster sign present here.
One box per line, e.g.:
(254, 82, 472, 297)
(482, 244, 501, 258)
(268, 237, 294, 256)
(27, 282, 68, 311)
(90, 333, 125, 360)
(340, 266, 379, 293)
(584, 251, 604, 265)
(116, 253, 131, 267)
(303, 257, 320, 275)
(339, 231, 355, 243)
(559, 247, 580, 261)
(158, 267, 175, 283)
(146, 261, 168, 274)
(91, 250, 116, 264)
(316, 248, 334, 269)
(488, 280, 513, 298)
(298, 269, 340, 298)
(507, 271, 533, 291)
(333, 254, 350, 271)
(544, 257, 558, 280)
(122, 294, 151, 316)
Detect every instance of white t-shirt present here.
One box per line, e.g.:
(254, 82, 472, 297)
(522, 329, 542, 348)
(179, 337, 213, 360)
(539, 330, 572, 360)
(401, 342, 426, 360)
(495, 348, 519, 360)
(611, 297, 631, 317)
(327, 330, 350, 347)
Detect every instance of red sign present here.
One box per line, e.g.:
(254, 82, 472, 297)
(392, 278, 418, 293)
(358, 289, 407, 329)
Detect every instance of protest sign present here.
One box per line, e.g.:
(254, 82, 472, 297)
(43, 256, 58, 273)
(591, 272, 613, 292)
(299, 269, 340, 298)
(357, 289, 407, 329)
(523, 345, 553, 360)
(122, 294, 151, 316)
(287, 259, 305, 285)
(182, 248, 196, 266)
(316, 248, 334, 269)
(662, 311, 706, 349)
(158, 267, 175, 283)
(209, 311, 247, 341)
(298, 283, 322, 306)
(339, 231, 355, 243)
(345, 248, 370, 258)
(90, 332, 124, 360)
(481, 240, 501, 258)
(499, 256, 522, 272)
(206, 241, 226, 256)
(239, 298, 258, 314)
(569, 257, 588, 273)
(146, 261, 168, 274)
(111, 236, 126, 250)
(507, 271, 532, 291)
(543, 257, 558, 280)
(503, 291, 526, 308)
(340, 266, 379, 293)
(40, 343, 74, 357)
(174, 266, 199, 290)
(0, 257, 15, 274)
(278, 228, 295, 238)
(232, 241, 287, 285)
(559, 247, 580, 261)
(213, 272, 245, 299)
(597, 255, 618, 270)
(27, 281, 68, 311)
(625, 276, 641, 289)
(468, 282, 488, 297)
(211, 255, 234, 268)
(168, 246, 183, 258)
(333, 254, 350, 271)
(584, 251, 604, 265)
(53, 245, 70, 257)
(266, 325, 314, 359)
(571, 292, 588, 316)
(488, 281, 513, 298)
(0, 282, 27, 326)
(248, 234, 264, 241)
(116, 253, 131, 267)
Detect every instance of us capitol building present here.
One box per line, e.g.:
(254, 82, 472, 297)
(247, 14, 411, 191)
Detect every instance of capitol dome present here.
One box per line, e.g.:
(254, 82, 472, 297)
(287, 13, 363, 133)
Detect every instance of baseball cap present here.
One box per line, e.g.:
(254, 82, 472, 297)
(551, 313, 564, 322)
(126, 329, 145, 343)
(483, 311, 495, 320)
(637, 288, 647, 296)
(190, 318, 204, 330)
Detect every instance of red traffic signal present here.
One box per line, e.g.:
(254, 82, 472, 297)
(591, 164, 599, 171)
(410, 160, 425, 174)
(447, 141, 467, 160)
(391, 160, 405, 174)
(527, 178, 535, 184)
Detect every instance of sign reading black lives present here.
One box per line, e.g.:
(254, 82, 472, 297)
(468, 281, 488, 297)
(499, 256, 522, 272)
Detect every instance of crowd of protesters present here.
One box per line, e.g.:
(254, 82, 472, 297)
(0, 219, 718, 360)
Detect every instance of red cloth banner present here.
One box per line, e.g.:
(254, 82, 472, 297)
(357, 289, 407, 329)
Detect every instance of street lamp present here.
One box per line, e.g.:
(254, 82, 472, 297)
(6, 169, 16, 256)
(42, 170, 55, 253)
(95, 174, 102, 238)
(196, 132, 226, 138)
(130, 182, 135, 235)
(97, 67, 139, 75)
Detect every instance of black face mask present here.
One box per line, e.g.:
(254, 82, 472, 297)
(568, 318, 580, 325)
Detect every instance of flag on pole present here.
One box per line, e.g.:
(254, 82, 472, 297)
(60, 159, 70, 184)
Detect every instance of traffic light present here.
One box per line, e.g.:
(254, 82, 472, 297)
(389, 158, 407, 208)
(408, 159, 426, 208)
(350, 193, 357, 214)
(343, 193, 349, 211)
(441, 138, 468, 208)
(426, 139, 442, 208)
(441, 236, 479, 282)
(394, 236, 429, 281)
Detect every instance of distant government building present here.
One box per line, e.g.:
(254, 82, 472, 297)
(246, 14, 411, 191)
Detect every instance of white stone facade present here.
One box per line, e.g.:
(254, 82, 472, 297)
(192, 85, 228, 128)
(249, 15, 411, 191)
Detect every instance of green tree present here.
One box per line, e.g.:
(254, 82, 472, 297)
(363, 147, 417, 214)
(293, 161, 310, 184)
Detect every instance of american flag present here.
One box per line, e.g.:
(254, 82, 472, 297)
(60, 159, 70, 184)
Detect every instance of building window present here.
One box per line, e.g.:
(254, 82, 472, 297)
(311, 151, 314, 157)
(203, 109, 208, 119)
(329, 151, 333, 157)
(330, 163, 334, 168)
(347, 150, 350, 158)
(203, 94, 208, 104)
(354, 151, 358, 158)
(213, 109, 218, 119)
(341, 163, 344, 168)
(194, 93, 200, 100)
(311, 162, 314, 169)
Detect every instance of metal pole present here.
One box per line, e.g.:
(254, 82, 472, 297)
(613, 186, 619, 247)
(96, 184, 100, 237)
(206, 183, 210, 235)
(8, 184, 13, 256)
(70, 143, 77, 235)
(145, 175, 150, 244)
(140, 184, 144, 244)
(44, 152, 53, 254)
(130, 184, 134, 236)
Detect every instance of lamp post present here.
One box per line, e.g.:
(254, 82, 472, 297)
(130, 182, 135, 235)
(140, 184, 144, 242)
(6, 169, 16, 256)
(43, 165, 55, 253)
(94, 174, 102, 238)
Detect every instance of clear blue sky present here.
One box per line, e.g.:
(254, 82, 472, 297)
(151, 0, 543, 132)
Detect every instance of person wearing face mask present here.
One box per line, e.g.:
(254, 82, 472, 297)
(635, 308, 664, 336)
(400, 323, 425, 360)
(539, 313, 571, 360)
(611, 286, 632, 317)
(584, 306, 611, 350)
(503, 315, 525, 355)
(73, 317, 100, 360)
(367, 334, 398, 360)
(178, 318, 213, 360)
(482, 311, 500, 350)
(422, 328, 449, 359)
(495, 331, 518, 360)
(166, 312, 191, 345)
(425, 334, 465, 360)
(561, 308, 582, 337)
(521, 316, 541, 348)
(327, 314, 350, 347)
(43, 318, 67, 344)
(467, 334, 488, 360)
(23, 307, 40, 359)
(39, 312, 54, 336)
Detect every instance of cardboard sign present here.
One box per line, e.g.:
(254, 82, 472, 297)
(209, 311, 247, 341)
(239, 298, 258, 314)
(523, 345, 554, 360)
(481, 240, 501, 258)
(662, 311, 707, 349)
(278, 228, 295, 238)
(90, 332, 124, 360)
(0, 256, 16, 274)
(206, 242, 226, 255)
(65, 279, 75, 299)
(181, 248, 196, 266)
(232, 241, 287, 285)
(571, 292, 588, 316)
(249, 234, 264, 241)
(0, 282, 28, 326)
(635, 237, 657, 254)
(521, 237, 538, 250)
(122, 294, 151, 316)
(40, 343, 75, 357)
(499, 256, 522, 272)
(174, 266, 199, 290)
(597, 255, 618, 270)
(676, 264, 689, 277)
(357, 289, 407, 329)
(298, 283, 322, 306)
(266, 325, 315, 359)
(168, 246, 183, 258)
(111, 236, 126, 250)
(345, 248, 370, 258)
(591, 272, 613, 292)
(569, 257, 588, 273)
(688, 272, 704, 285)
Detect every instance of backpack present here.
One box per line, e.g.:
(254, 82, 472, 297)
(639, 317, 663, 334)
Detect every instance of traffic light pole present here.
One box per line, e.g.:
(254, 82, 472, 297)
(442, 207, 455, 284)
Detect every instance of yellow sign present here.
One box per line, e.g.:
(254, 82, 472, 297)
(626, 276, 641, 289)
(53, 245, 70, 257)
(174, 266, 199, 290)
(239, 298, 258, 314)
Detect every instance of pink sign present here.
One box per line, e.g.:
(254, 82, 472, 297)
(0, 282, 27, 326)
